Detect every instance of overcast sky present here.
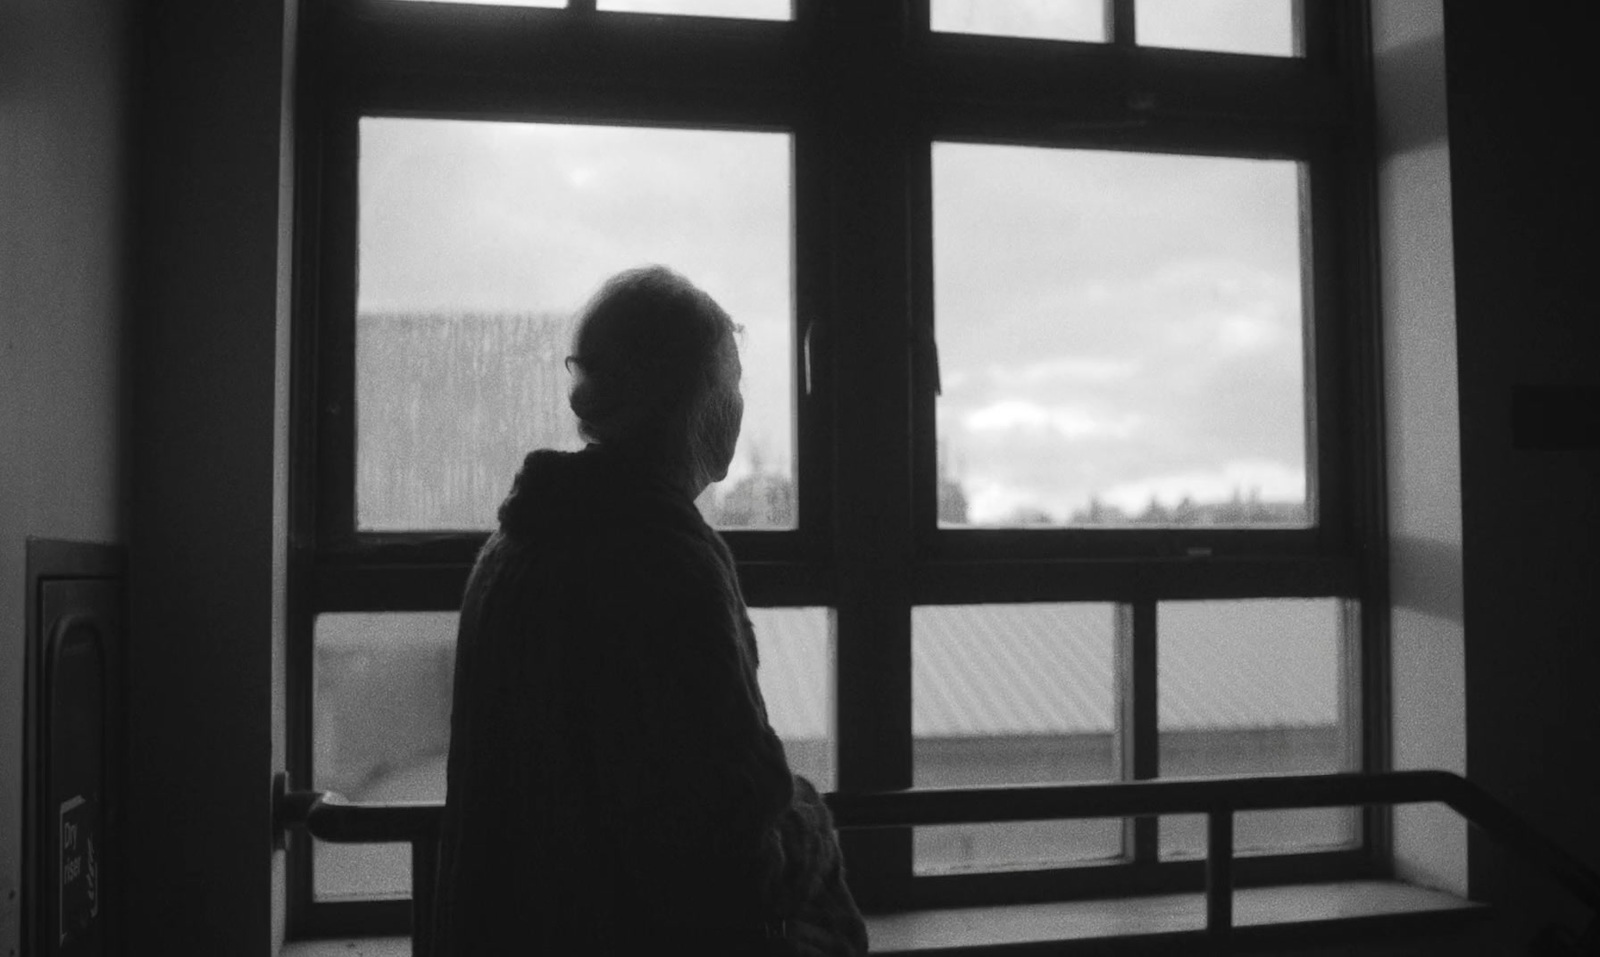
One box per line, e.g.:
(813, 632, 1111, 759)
(933, 144, 1306, 521)
(360, 0, 1302, 524)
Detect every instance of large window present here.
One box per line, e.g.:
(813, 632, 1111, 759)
(290, 0, 1383, 934)
(354, 118, 795, 531)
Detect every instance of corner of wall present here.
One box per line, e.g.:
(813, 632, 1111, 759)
(1370, 0, 1468, 898)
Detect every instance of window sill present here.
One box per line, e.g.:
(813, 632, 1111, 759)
(279, 879, 1488, 957)
(866, 879, 1485, 953)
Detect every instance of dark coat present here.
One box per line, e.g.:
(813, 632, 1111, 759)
(433, 446, 868, 956)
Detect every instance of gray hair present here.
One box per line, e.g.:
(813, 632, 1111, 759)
(567, 266, 740, 480)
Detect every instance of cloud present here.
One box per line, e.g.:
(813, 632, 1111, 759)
(963, 400, 1142, 440)
(1213, 312, 1285, 355)
(1003, 356, 1141, 385)
(359, 118, 791, 321)
(963, 477, 1055, 525)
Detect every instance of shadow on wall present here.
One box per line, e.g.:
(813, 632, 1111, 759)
(1389, 533, 1464, 624)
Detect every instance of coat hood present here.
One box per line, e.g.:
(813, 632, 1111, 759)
(496, 445, 704, 540)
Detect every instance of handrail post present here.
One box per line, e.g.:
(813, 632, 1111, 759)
(412, 825, 439, 957)
(1206, 809, 1234, 953)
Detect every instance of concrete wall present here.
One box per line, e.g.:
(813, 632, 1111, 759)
(1443, 2, 1600, 938)
(123, 0, 295, 953)
(0, 1, 131, 952)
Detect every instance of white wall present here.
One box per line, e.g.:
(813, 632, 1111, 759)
(1371, 0, 1468, 896)
(0, 1, 130, 952)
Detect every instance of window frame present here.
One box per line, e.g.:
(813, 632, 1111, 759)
(287, 0, 1389, 937)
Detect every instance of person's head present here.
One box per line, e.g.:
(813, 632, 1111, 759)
(567, 266, 743, 495)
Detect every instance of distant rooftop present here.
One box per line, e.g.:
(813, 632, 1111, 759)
(752, 600, 1343, 740)
(317, 598, 1344, 747)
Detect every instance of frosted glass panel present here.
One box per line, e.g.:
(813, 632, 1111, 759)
(312, 612, 454, 900)
(1157, 598, 1357, 858)
(749, 607, 835, 790)
(311, 607, 831, 897)
(913, 604, 1122, 873)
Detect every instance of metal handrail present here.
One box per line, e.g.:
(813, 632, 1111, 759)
(277, 769, 1600, 953)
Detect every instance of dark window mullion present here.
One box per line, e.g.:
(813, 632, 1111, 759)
(316, 107, 361, 547)
(913, 555, 1361, 606)
(827, 14, 917, 802)
(1118, 601, 1159, 862)
(904, 0, 929, 36)
(333, 2, 800, 121)
(1109, 0, 1135, 47)
(827, 0, 918, 909)
(919, 40, 1342, 136)
(793, 118, 834, 565)
(1306, 140, 1357, 555)
(909, 121, 939, 550)
(1297, 0, 1348, 72)
(1338, 595, 1385, 868)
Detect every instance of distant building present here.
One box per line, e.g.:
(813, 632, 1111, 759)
(357, 311, 580, 530)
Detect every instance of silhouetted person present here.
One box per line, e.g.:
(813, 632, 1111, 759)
(434, 266, 868, 956)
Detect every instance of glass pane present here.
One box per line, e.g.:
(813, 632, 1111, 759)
(750, 607, 835, 790)
(312, 612, 455, 899)
(931, 0, 1106, 43)
(1136, 0, 1298, 57)
(358, 119, 794, 531)
(1157, 599, 1357, 859)
(312, 608, 830, 897)
(315, 840, 411, 902)
(913, 604, 1121, 874)
(599, 0, 789, 19)
(933, 144, 1308, 528)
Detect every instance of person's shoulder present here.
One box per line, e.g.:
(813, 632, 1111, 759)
(590, 510, 726, 589)
(465, 527, 536, 582)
